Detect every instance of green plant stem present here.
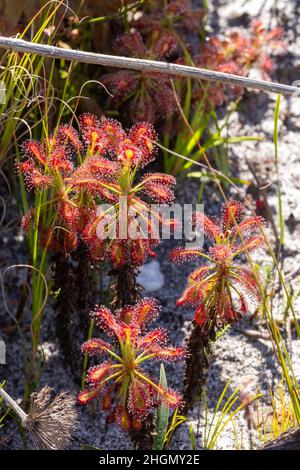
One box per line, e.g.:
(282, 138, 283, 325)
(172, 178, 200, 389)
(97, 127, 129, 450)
(274, 95, 284, 249)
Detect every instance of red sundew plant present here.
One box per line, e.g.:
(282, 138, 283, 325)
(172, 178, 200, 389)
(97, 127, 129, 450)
(170, 201, 266, 412)
(191, 20, 284, 108)
(69, 117, 176, 268)
(170, 201, 265, 327)
(18, 127, 88, 253)
(19, 114, 176, 265)
(102, 1, 204, 123)
(78, 298, 185, 430)
(101, 30, 178, 122)
(131, 0, 203, 40)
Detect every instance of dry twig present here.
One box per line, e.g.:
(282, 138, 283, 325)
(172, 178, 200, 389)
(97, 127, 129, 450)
(0, 36, 299, 96)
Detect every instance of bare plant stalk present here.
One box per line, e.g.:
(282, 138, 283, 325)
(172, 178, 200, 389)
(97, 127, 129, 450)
(0, 36, 298, 96)
(52, 252, 78, 378)
(110, 264, 141, 310)
(130, 417, 156, 450)
(52, 241, 96, 383)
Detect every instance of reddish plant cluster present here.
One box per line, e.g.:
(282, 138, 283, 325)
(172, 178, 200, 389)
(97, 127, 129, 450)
(132, 0, 203, 37)
(191, 20, 284, 107)
(78, 298, 185, 430)
(19, 115, 176, 267)
(170, 201, 265, 327)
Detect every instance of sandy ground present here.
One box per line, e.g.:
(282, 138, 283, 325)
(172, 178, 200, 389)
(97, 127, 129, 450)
(1, 0, 300, 450)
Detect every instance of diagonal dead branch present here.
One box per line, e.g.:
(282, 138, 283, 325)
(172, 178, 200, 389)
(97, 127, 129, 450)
(0, 36, 299, 96)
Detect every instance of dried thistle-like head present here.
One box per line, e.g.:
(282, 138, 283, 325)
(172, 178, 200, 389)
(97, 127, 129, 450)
(78, 299, 185, 430)
(24, 386, 77, 450)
